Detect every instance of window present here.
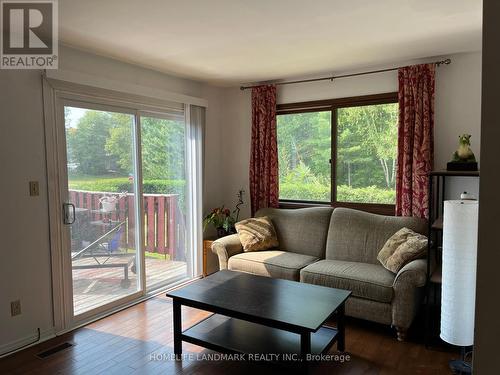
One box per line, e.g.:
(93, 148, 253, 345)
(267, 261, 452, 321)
(277, 93, 398, 214)
(277, 111, 331, 202)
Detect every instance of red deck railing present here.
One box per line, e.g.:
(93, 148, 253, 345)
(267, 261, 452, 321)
(69, 190, 179, 257)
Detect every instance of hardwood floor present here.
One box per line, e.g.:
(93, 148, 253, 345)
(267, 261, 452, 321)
(0, 294, 457, 374)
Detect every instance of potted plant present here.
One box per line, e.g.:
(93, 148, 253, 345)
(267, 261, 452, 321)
(99, 195, 119, 212)
(203, 191, 245, 238)
(203, 206, 236, 238)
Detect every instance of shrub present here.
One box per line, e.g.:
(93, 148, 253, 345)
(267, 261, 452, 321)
(68, 178, 130, 193)
(69, 177, 186, 201)
(279, 183, 395, 204)
(69, 177, 187, 211)
(69, 177, 185, 194)
(141, 179, 185, 194)
(337, 185, 395, 204)
(279, 182, 330, 202)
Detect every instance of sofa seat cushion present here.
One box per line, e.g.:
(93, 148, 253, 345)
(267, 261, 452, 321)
(228, 251, 319, 281)
(300, 260, 395, 303)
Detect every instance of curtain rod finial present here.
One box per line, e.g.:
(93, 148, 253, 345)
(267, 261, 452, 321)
(437, 58, 451, 66)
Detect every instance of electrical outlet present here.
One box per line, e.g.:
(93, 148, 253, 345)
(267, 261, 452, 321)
(29, 181, 39, 196)
(11, 300, 21, 316)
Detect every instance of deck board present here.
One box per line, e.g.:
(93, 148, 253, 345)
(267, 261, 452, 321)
(72, 257, 187, 315)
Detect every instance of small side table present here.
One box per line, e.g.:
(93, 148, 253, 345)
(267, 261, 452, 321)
(203, 239, 219, 277)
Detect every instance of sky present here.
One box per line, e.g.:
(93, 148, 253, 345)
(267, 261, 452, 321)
(65, 106, 87, 128)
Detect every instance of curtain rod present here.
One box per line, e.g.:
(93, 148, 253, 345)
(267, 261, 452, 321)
(239, 58, 451, 91)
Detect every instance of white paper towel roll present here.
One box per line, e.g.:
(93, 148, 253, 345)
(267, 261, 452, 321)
(440, 200, 478, 346)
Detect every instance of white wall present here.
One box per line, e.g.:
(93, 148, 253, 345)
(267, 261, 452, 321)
(58, 45, 204, 97)
(434, 53, 482, 199)
(0, 45, 226, 353)
(219, 51, 482, 217)
(218, 88, 253, 219)
(0, 69, 54, 352)
(200, 84, 227, 237)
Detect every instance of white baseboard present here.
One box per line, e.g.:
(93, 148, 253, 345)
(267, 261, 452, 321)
(0, 327, 56, 359)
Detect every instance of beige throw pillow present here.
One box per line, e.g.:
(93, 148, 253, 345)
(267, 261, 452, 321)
(377, 227, 428, 273)
(235, 216, 279, 252)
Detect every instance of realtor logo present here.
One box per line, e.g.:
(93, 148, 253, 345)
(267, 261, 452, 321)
(1, 0, 58, 69)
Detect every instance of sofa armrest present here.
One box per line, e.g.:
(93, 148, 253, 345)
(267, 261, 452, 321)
(394, 258, 428, 289)
(391, 258, 428, 332)
(211, 234, 243, 270)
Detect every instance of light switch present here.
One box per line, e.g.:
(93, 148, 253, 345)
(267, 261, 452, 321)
(11, 300, 21, 316)
(29, 181, 39, 196)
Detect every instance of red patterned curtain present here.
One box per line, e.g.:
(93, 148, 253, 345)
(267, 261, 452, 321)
(396, 64, 435, 219)
(250, 85, 279, 216)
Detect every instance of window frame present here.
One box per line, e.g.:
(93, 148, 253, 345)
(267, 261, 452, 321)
(276, 92, 398, 216)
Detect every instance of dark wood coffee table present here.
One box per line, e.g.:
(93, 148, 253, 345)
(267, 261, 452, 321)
(166, 270, 351, 359)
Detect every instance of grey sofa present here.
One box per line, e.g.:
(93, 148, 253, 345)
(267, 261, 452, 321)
(212, 207, 428, 341)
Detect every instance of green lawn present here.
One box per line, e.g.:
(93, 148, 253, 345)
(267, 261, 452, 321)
(68, 174, 185, 198)
(68, 174, 130, 192)
(68, 174, 126, 181)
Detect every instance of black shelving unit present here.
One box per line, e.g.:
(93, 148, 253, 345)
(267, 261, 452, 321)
(424, 170, 479, 347)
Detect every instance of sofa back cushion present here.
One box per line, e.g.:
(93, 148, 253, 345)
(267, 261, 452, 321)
(325, 208, 427, 264)
(255, 207, 334, 258)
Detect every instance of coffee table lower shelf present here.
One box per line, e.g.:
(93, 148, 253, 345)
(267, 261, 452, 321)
(182, 314, 339, 355)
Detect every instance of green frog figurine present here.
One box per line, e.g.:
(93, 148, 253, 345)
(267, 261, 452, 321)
(447, 134, 478, 171)
(452, 134, 476, 162)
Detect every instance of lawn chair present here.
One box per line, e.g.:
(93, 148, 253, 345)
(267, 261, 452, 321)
(97, 225, 124, 256)
(72, 222, 135, 287)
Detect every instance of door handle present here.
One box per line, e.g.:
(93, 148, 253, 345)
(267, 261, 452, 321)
(63, 203, 76, 225)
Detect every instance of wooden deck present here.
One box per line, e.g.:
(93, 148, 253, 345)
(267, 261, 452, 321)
(72, 257, 187, 315)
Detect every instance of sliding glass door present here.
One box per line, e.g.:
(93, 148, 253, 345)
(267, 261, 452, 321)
(140, 113, 189, 291)
(64, 104, 142, 317)
(58, 97, 197, 323)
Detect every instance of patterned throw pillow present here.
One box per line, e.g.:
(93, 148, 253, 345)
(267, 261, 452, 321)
(377, 227, 428, 273)
(235, 216, 279, 252)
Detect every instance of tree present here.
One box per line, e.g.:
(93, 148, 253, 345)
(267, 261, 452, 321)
(337, 125, 373, 187)
(104, 113, 135, 173)
(277, 111, 331, 184)
(65, 108, 187, 181)
(337, 104, 398, 189)
(141, 116, 185, 180)
(66, 110, 121, 175)
(105, 115, 186, 180)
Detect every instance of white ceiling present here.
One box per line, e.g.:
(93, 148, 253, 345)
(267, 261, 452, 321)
(59, 0, 482, 86)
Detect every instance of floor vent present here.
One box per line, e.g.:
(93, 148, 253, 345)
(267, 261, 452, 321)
(36, 342, 74, 359)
